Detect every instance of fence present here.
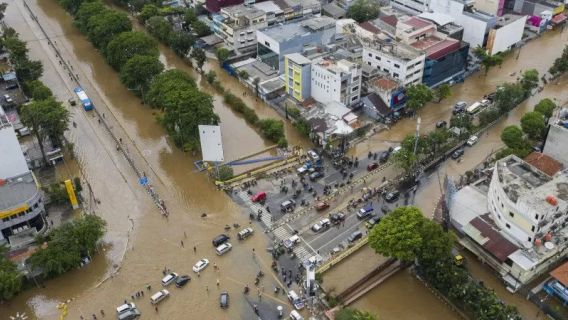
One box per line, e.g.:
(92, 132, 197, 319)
(316, 237, 369, 274)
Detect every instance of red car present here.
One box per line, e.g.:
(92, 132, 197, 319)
(251, 192, 266, 202)
(367, 162, 379, 171)
(315, 201, 329, 211)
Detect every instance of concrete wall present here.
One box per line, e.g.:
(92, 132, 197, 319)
(487, 16, 526, 55)
(544, 124, 568, 168)
(363, 48, 425, 86)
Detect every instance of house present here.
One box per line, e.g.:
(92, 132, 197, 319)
(284, 53, 312, 102)
(212, 4, 268, 53)
(311, 57, 362, 106)
(543, 107, 568, 168)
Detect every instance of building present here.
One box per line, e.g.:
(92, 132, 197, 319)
(362, 38, 425, 86)
(418, 12, 465, 40)
(256, 17, 337, 73)
(310, 57, 362, 106)
(543, 107, 568, 168)
(206, 0, 258, 13)
(252, 0, 321, 26)
(396, 16, 469, 87)
(512, 0, 565, 17)
(0, 109, 46, 248)
(486, 14, 527, 55)
(392, 0, 430, 14)
(212, 4, 268, 53)
(284, 53, 312, 102)
(322, 2, 347, 19)
(449, 155, 568, 291)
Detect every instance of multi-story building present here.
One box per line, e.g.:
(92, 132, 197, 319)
(486, 14, 527, 55)
(362, 38, 425, 86)
(212, 4, 268, 53)
(284, 53, 312, 102)
(257, 16, 336, 73)
(392, 0, 430, 14)
(543, 108, 568, 168)
(0, 109, 46, 248)
(310, 57, 362, 106)
(206, 0, 258, 13)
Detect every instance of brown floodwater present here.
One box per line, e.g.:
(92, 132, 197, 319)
(3, 0, 567, 318)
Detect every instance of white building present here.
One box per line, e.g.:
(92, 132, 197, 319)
(392, 0, 430, 14)
(486, 14, 527, 55)
(362, 39, 425, 86)
(543, 108, 568, 168)
(311, 57, 362, 106)
(212, 4, 268, 53)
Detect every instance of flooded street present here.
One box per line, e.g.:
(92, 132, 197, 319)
(2, 0, 568, 318)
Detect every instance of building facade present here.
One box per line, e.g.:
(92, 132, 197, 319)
(486, 14, 527, 55)
(212, 4, 268, 53)
(311, 57, 362, 106)
(362, 40, 425, 86)
(206, 0, 258, 12)
(284, 53, 312, 102)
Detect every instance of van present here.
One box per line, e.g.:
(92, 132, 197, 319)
(116, 302, 136, 314)
(237, 227, 254, 240)
(347, 230, 363, 243)
(287, 290, 305, 310)
(161, 272, 178, 286)
(117, 308, 140, 320)
(212, 234, 230, 247)
(150, 289, 170, 305)
(290, 310, 304, 320)
(216, 242, 232, 256)
(466, 101, 483, 114)
(251, 191, 266, 202)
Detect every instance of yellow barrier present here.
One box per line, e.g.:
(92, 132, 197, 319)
(317, 236, 368, 274)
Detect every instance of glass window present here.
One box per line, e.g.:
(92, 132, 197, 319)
(506, 223, 510, 229)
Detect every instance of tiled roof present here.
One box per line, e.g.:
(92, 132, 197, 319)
(524, 152, 563, 177)
(363, 93, 390, 117)
(550, 262, 568, 287)
(359, 21, 380, 34)
(380, 15, 398, 27)
(469, 214, 519, 263)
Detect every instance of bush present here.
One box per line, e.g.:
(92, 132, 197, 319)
(73, 177, 83, 193)
(43, 183, 70, 206)
(217, 166, 233, 181)
(294, 118, 311, 137)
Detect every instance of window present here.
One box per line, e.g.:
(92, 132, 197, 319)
(34, 203, 39, 209)
(501, 202, 504, 208)
(353, 76, 360, 82)
(509, 212, 514, 218)
(352, 86, 359, 92)
(367, 62, 371, 66)
(535, 214, 539, 220)
(393, 73, 399, 78)
(375, 56, 381, 61)
(351, 96, 358, 101)
(368, 53, 372, 57)
(264, 41, 270, 47)
(394, 63, 400, 68)
(528, 237, 532, 242)
(506, 223, 510, 229)
(531, 225, 535, 232)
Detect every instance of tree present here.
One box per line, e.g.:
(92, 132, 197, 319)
(494, 83, 525, 113)
(13, 59, 43, 83)
(145, 69, 196, 109)
(205, 70, 217, 84)
(335, 307, 378, 320)
(20, 98, 70, 164)
(473, 46, 503, 75)
(59, 0, 88, 14)
(138, 4, 160, 23)
(257, 119, 286, 144)
(146, 16, 172, 43)
(391, 148, 417, 173)
(520, 111, 546, 139)
(369, 206, 425, 262)
(500, 125, 525, 149)
(74, 1, 107, 33)
(190, 47, 206, 71)
(0, 245, 22, 301)
(215, 47, 231, 66)
(549, 45, 568, 76)
(534, 98, 556, 118)
(191, 20, 212, 37)
(105, 31, 159, 70)
(346, 0, 381, 23)
(405, 84, 433, 112)
(86, 10, 131, 49)
(238, 70, 249, 80)
(119, 55, 164, 97)
(23, 80, 53, 100)
(520, 69, 539, 94)
(434, 83, 451, 102)
(168, 31, 194, 57)
(253, 77, 260, 96)
(449, 113, 472, 131)
(417, 221, 454, 263)
(217, 166, 234, 181)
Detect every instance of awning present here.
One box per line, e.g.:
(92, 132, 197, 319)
(552, 13, 567, 25)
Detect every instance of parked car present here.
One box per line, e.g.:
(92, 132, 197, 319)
(367, 162, 379, 171)
(117, 308, 140, 320)
(219, 291, 229, 309)
(281, 199, 296, 212)
(436, 120, 447, 128)
(309, 171, 323, 181)
(297, 165, 309, 175)
(329, 212, 346, 225)
(161, 272, 179, 286)
(215, 242, 232, 256)
(192, 258, 210, 273)
(150, 289, 170, 305)
(311, 218, 331, 232)
(307, 149, 320, 162)
(251, 191, 266, 202)
(3, 94, 13, 104)
(287, 290, 305, 310)
(379, 151, 390, 163)
(116, 303, 136, 315)
(290, 310, 304, 320)
(212, 234, 230, 247)
(383, 190, 400, 203)
(5, 82, 18, 90)
(451, 148, 465, 160)
(453, 101, 467, 114)
(347, 230, 363, 243)
(283, 235, 300, 249)
(175, 275, 191, 288)
(237, 227, 254, 240)
(466, 135, 478, 146)
(315, 201, 329, 211)
(357, 204, 374, 219)
(366, 215, 381, 229)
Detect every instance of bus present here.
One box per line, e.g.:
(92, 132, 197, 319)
(466, 101, 483, 115)
(74, 87, 93, 111)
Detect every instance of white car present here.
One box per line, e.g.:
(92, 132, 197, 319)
(192, 258, 210, 272)
(116, 302, 136, 314)
(161, 272, 178, 286)
(467, 135, 479, 146)
(311, 218, 331, 232)
(391, 146, 402, 154)
(4, 94, 13, 103)
(215, 242, 232, 256)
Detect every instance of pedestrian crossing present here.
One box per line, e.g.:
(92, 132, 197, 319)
(273, 226, 321, 264)
(237, 191, 273, 228)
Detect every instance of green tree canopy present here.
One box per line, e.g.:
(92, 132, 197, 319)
(168, 31, 195, 57)
(335, 307, 378, 320)
(146, 69, 196, 109)
(20, 98, 70, 164)
(257, 119, 286, 144)
(23, 80, 53, 100)
(450, 113, 473, 131)
(190, 47, 206, 71)
(119, 55, 164, 96)
(473, 46, 503, 75)
(216, 47, 231, 66)
(520, 69, 539, 94)
(534, 98, 556, 118)
(74, 1, 106, 33)
(500, 125, 525, 150)
(391, 147, 417, 173)
(191, 20, 212, 37)
(0, 245, 22, 301)
(520, 111, 546, 139)
(146, 16, 172, 43)
(3, 35, 43, 82)
(138, 4, 160, 23)
(494, 83, 525, 113)
(346, 0, 381, 23)
(434, 83, 451, 102)
(105, 31, 159, 70)
(86, 10, 132, 49)
(549, 45, 568, 76)
(369, 206, 425, 262)
(405, 84, 433, 112)
(59, 0, 88, 14)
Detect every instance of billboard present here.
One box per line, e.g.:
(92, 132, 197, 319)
(198, 125, 224, 162)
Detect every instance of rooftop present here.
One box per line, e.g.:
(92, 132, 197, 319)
(402, 16, 433, 30)
(467, 213, 520, 262)
(495, 14, 526, 28)
(0, 172, 38, 211)
(362, 38, 424, 61)
(379, 14, 398, 27)
(259, 16, 336, 42)
(418, 12, 455, 26)
(359, 21, 381, 34)
(252, 1, 283, 14)
(312, 57, 358, 75)
(362, 93, 390, 117)
(371, 77, 399, 91)
(551, 262, 568, 287)
(411, 36, 460, 60)
(496, 155, 552, 202)
(222, 4, 266, 19)
(524, 152, 563, 177)
(286, 53, 311, 65)
(322, 3, 346, 18)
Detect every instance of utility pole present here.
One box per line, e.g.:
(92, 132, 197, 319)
(413, 117, 421, 156)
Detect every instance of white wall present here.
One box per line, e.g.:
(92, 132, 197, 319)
(544, 125, 568, 168)
(430, 0, 490, 49)
(488, 17, 526, 55)
(311, 65, 341, 104)
(0, 126, 29, 179)
(256, 30, 281, 54)
(363, 48, 424, 86)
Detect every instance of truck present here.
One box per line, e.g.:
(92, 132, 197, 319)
(74, 87, 93, 111)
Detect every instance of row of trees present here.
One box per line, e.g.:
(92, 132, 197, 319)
(0, 245, 22, 301)
(404, 83, 451, 113)
(369, 207, 521, 320)
(549, 45, 568, 77)
(0, 28, 43, 84)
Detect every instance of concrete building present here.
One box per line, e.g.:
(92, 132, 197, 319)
(362, 38, 426, 86)
(392, 0, 430, 14)
(543, 108, 568, 168)
(418, 12, 465, 40)
(284, 53, 312, 102)
(512, 0, 565, 17)
(257, 17, 336, 73)
(212, 4, 268, 53)
(449, 155, 568, 291)
(310, 57, 362, 106)
(252, 0, 321, 26)
(486, 14, 527, 55)
(0, 109, 46, 248)
(206, 0, 258, 13)
(361, 76, 406, 121)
